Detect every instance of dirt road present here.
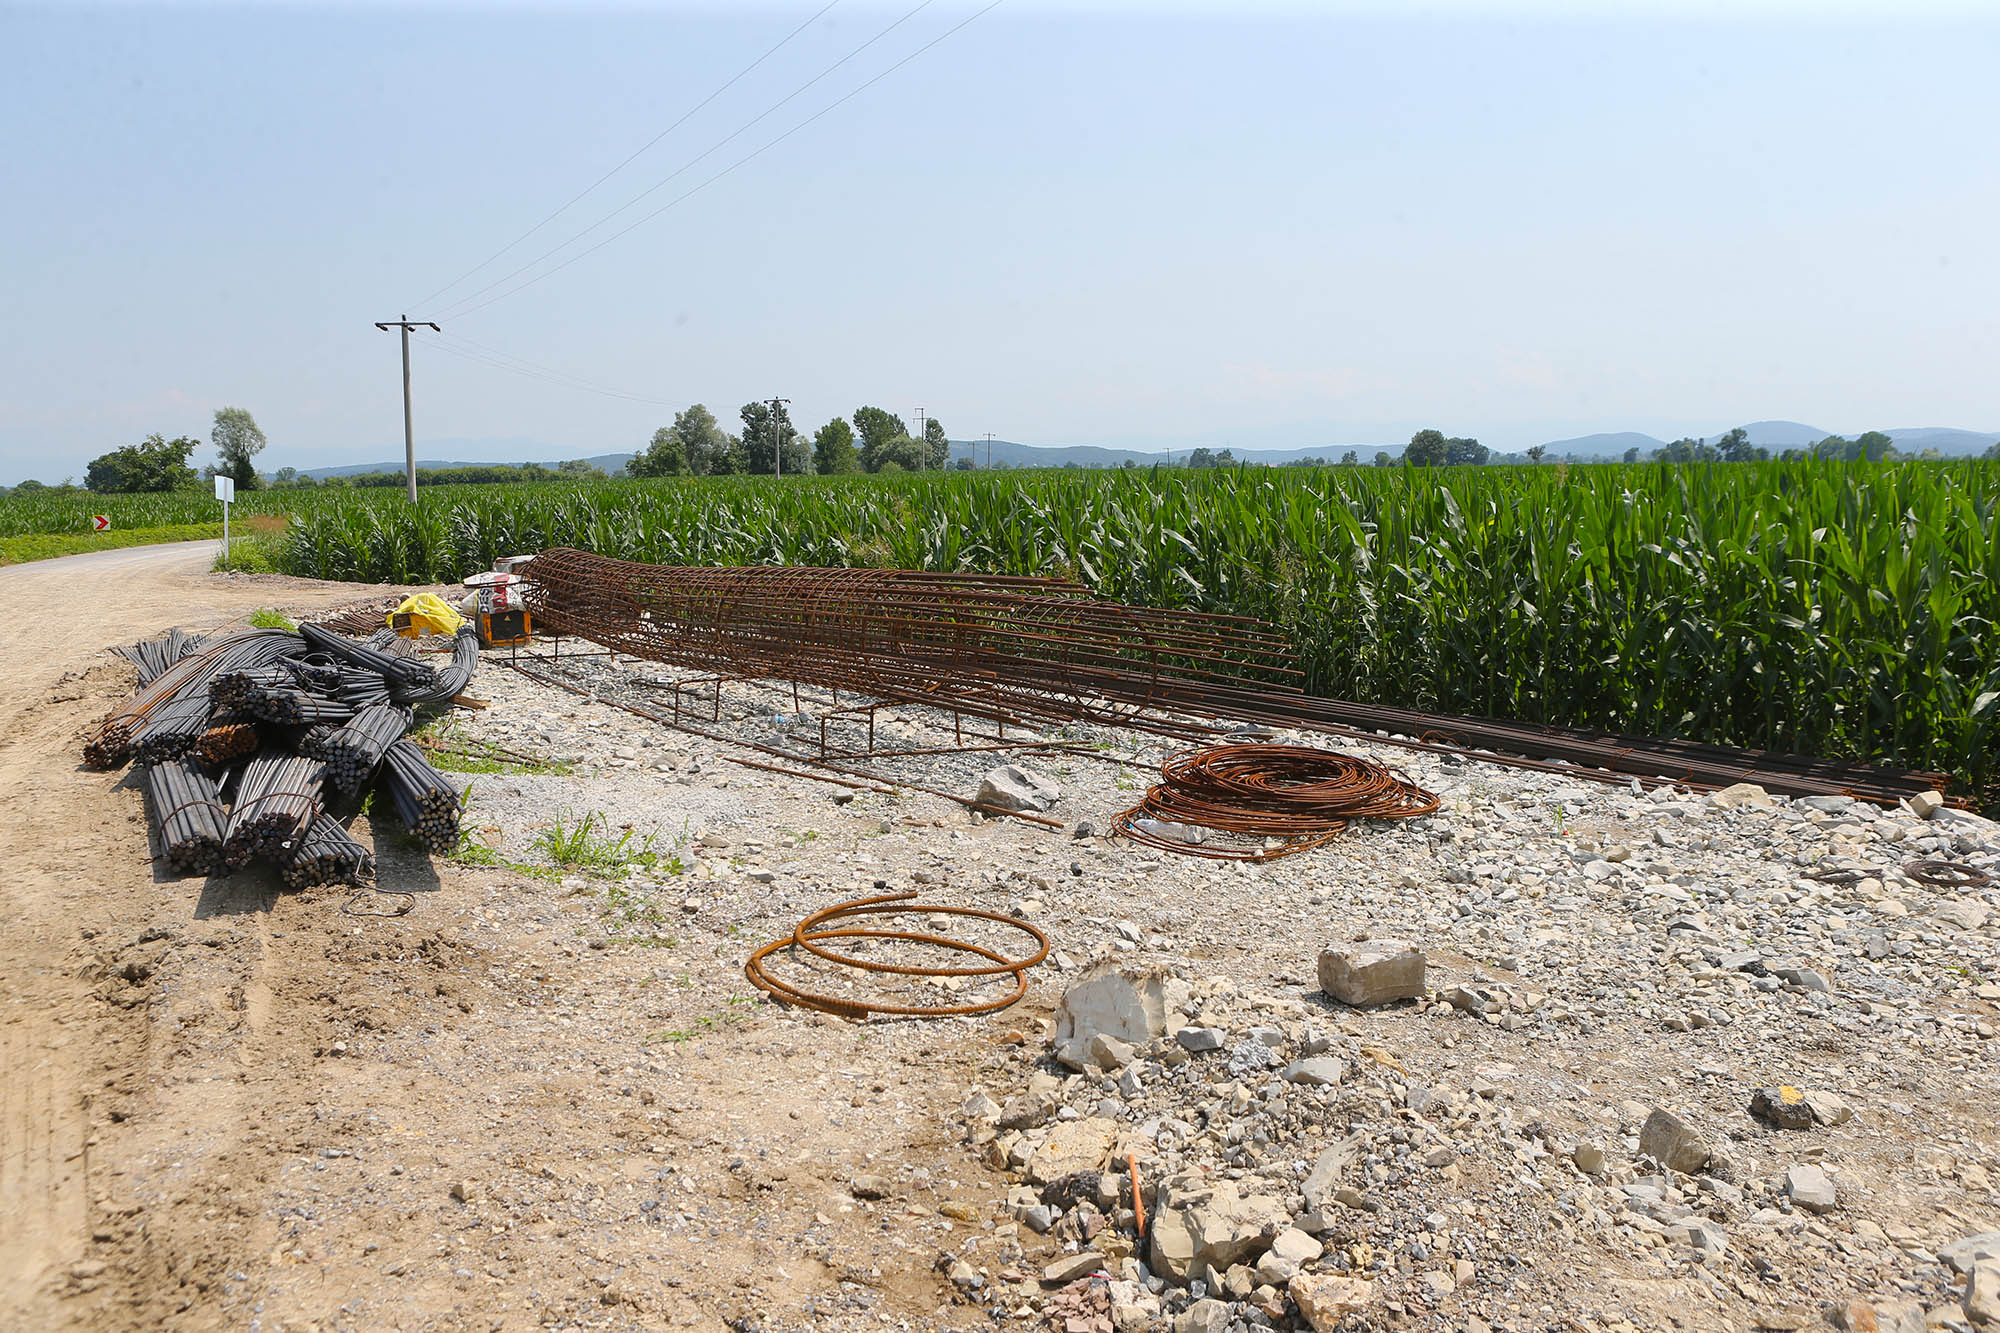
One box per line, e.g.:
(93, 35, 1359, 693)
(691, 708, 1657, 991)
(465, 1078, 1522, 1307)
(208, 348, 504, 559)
(0, 546, 396, 1327)
(0, 548, 1008, 1333)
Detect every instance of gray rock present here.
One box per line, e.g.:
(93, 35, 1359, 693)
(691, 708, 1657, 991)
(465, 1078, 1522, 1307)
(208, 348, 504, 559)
(1300, 1137, 1360, 1207)
(1572, 1143, 1607, 1175)
(1639, 1108, 1712, 1174)
(1176, 1298, 1231, 1333)
(1966, 1257, 2000, 1329)
(1089, 1032, 1137, 1070)
(1317, 941, 1426, 1007)
(1667, 1218, 1729, 1256)
(1770, 962, 1833, 992)
(1784, 1163, 1838, 1213)
(976, 764, 1061, 813)
(1749, 1085, 1815, 1130)
(998, 1091, 1055, 1131)
(1941, 1232, 2000, 1276)
(1803, 1090, 1854, 1126)
(1281, 1057, 1345, 1087)
(1443, 983, 1508, 1015)
(1042, 1251, 1105, 1285)
(1176, 1026, 1225, 1053)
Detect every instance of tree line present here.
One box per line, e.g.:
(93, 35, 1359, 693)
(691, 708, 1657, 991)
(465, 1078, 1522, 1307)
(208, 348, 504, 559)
(626, 403, 953, 478)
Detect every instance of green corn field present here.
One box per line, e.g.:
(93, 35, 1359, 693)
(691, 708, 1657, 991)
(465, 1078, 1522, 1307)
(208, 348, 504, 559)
(8, 462, 1996, 802)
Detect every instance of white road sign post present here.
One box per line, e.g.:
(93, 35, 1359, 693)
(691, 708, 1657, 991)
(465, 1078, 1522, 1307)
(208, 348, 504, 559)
(215, 474, 235, 570)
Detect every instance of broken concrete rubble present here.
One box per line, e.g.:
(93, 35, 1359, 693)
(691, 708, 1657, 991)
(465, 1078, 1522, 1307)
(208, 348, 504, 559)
(1316, 940, 1426, 1006)
(1052, 959, 1191, 1071)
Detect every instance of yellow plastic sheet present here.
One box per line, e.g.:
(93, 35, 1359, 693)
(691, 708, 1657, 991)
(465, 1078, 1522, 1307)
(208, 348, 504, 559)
(388, 592, 465, 637)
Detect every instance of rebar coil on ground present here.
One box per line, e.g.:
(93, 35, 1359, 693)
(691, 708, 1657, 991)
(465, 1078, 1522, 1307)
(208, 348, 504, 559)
(744, 891, 1049, 1019)
(1111, 743, 1439, 861)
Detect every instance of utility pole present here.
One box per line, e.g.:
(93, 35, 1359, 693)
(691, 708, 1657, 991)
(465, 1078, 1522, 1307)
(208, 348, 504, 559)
(984, 431, 994, 470)
(375, 315, 440, 503)
(914, 408, 927, 471)
(767, 397, 790, 477)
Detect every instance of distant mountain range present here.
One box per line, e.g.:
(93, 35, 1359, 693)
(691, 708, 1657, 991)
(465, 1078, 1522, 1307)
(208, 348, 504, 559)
(1542, 422, 1999, 458)
(295, 421, 1996, 479)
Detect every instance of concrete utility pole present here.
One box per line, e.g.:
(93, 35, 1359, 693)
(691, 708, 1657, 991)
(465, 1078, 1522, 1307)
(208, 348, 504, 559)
(914, 407, 927, 471)
(375, 315, 440, 503)
(984, 432, 994, 470)
(767, 397, 791, 477)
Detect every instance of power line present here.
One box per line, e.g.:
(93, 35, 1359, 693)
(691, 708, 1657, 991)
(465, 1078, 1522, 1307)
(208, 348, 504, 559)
(409, 0, 842, 313)
(432, 0, 1001, 322)
(429, 0, 941, 321)
(425, 334, 680, 407)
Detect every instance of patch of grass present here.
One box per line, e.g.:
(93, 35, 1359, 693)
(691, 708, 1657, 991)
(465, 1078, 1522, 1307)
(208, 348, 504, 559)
(212, 527, 286, 574)
(644, 995, 761, 1045)
(0, 522, 223, 567)
(247, 607, 297, 630)
(418, 720, 573, 777)
(532, 809, 685, 875)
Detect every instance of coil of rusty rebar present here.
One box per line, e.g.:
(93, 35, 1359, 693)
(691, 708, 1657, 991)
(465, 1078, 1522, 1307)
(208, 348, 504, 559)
(1111, 743, 1438, 861)
(744, 891, 1049, 1019)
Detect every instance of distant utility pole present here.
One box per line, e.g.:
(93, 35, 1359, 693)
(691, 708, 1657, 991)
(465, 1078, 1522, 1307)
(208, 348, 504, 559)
(767, 397, 790, 477)
(914, 407, 927, 471)
(984, 432, 994, 470)
(374, 315, 440, 503)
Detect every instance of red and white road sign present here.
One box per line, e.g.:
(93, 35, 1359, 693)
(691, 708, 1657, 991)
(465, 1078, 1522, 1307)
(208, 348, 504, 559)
(91, 515, 111, 531)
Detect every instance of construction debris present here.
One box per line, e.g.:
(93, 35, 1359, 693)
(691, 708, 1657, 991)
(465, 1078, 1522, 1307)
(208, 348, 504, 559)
(90, 619, 477, 889)
(744, 890, 1049, 1019)
(518, 549, 1961, 806)
(1110, 743, 1438, 860)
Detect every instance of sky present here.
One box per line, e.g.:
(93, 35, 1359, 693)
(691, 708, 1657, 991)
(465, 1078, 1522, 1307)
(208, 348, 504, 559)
(2, 0, 1997, 484)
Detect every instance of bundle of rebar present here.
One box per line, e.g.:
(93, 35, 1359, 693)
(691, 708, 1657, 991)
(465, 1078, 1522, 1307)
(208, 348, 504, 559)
(221, 750, 326, 870)
(324, 703, 414, 793)
(299, 623, 436, 694)
(194, 719, 260, 767)
(94, 619, 480, 894)
(86, 629, 299, 769)
(143, 757, 227, 876)
(281, 813, 376, 890)
(116, 628, 205, 687)
(519, 548, 1961, 807)
(1111, 744, 1439, 861)
(241, 685, 356, 727)
(377, 740, 461, 852)
(391, 627, 479, 707)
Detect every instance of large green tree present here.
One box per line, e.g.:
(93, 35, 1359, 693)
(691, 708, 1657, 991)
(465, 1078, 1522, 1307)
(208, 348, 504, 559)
(1404, 429, 1448, 467)
(212, 407, 266, 490)
(1442, 436, 1488, 466)
(739, 400, 809, 475)
(922, 417, 949, 469)
(671, 404, 733, 475)
(869, 435, 923, 472)
(628, 425, 687, 477)
(86, 433, 199, 493)
(812, 418, 858, 475)
(852, 406, 908, 472)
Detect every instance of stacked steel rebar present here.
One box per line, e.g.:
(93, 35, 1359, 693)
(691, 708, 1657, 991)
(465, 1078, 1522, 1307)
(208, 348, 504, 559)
(91, 621, 474, 889)
(281, 813, 376, 890)
(143, 757, 227, 876)
(520, 547, 1960, 807)
(324, 703, 414, 793)
(379, 740, 461, 852)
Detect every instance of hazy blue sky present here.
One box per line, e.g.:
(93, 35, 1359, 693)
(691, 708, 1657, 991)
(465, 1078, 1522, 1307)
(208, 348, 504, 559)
(3, 0, 1996, 483)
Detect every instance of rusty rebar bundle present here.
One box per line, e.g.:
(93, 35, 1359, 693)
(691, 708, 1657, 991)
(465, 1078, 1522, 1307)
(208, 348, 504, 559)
(1111, 744, 1439, 861)
(519, 549, 1958, 807)
(744, 891, 1048, 1019)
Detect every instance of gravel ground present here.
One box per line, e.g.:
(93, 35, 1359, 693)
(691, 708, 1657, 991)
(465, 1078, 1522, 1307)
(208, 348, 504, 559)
(398, 646, 2000, 1333)
(52, 628, 2000, 1333)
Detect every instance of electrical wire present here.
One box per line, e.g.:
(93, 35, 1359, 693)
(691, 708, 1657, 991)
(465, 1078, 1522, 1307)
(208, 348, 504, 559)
(432, 0, 1001, 322)
(424, 335, 679, 407)
(409, 0, 843, 313)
